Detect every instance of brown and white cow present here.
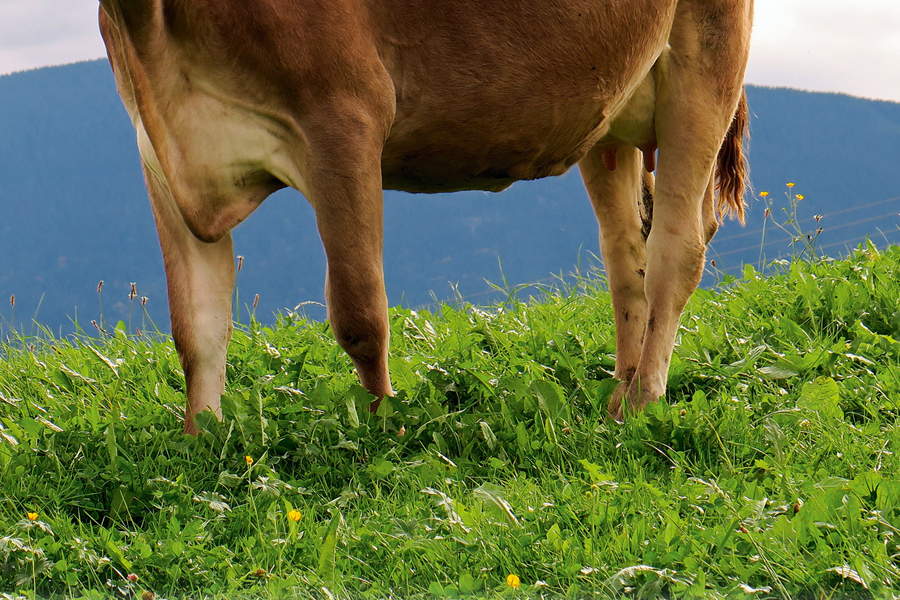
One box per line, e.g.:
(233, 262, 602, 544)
(99, 0, 752, 434)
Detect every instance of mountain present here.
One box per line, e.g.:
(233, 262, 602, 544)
(1, 60, 899, 334)
(710, 86, 900, 274)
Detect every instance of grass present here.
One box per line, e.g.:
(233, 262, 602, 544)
(2, 241, 900, 599)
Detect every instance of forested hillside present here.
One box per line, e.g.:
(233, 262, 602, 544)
(1, 60, 899, 333)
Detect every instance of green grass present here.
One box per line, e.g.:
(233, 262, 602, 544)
(2, 243, 900, 599)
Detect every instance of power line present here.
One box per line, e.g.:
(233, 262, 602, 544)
(710, 229, 900, 279)
(818, 228, 900, 253)
(412, 196, 900, 308)
(709, 208, 900, 259)
(711, 194, 900, 245)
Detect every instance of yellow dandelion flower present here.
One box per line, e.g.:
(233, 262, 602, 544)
(26, 512, 38, 521)
(288, 509, 302, 522)
(759, 191, 769, 197)
(506, 574, 521, 589)
(786, 182, 795, 188)
(796, 194, 804, 200)
(245, 456, 253, 466)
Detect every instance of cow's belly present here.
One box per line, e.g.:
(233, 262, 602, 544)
(381, 119, 601, 194)
(370, 0, 673, 193)
(380, 62, 660, 194)
(380, 85, 618, 193)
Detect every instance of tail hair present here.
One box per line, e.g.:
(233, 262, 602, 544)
(715, 88, 749, 224)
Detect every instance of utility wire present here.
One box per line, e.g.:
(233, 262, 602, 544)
(711, 194, 900, 245)
(414, 195, 900, 308)
(710, 208, 900, 259)
(710, 228, 900, 279)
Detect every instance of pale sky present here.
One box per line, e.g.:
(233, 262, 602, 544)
(1, 0, 900, 104)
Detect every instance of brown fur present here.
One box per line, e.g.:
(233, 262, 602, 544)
(99, 0, 753, 432)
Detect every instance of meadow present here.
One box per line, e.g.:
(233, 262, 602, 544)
(2, 240, 900, 599)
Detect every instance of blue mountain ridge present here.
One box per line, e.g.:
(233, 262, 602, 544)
(1, 60, 899, 333)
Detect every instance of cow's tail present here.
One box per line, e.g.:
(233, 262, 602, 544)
(715, 88, 749, 224)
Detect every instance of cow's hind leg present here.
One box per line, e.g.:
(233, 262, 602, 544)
(579, 146, 649, 419)
(143, 167, 236, 435)
(622, 0, 751, 417)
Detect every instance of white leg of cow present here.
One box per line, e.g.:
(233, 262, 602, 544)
(579, 146, 648, 419)
(144, 167, 234, 435)
(621, 0, 750, 417)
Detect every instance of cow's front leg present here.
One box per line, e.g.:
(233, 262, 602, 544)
(143, 167, 235, 435)
(579, 146, 649, 420)
(306, 110, 394, 411)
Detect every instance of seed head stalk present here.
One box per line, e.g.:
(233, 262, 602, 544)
(758, 191, 770, 271)
(128, 282, 137, 335)
(234, 256, 244, 325)
(97, 281, 105, 332)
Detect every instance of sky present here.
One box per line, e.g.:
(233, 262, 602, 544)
(1, 0, 900, 104)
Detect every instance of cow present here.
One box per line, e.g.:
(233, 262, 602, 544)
(98, 0, 752, 434)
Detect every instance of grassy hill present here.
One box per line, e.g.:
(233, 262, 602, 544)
(1, 248, 899, 598)
(1, 61, 900, 334)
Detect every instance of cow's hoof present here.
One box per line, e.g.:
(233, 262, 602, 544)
(606, 382, 627, 422)
(608, 380, 664, 421)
